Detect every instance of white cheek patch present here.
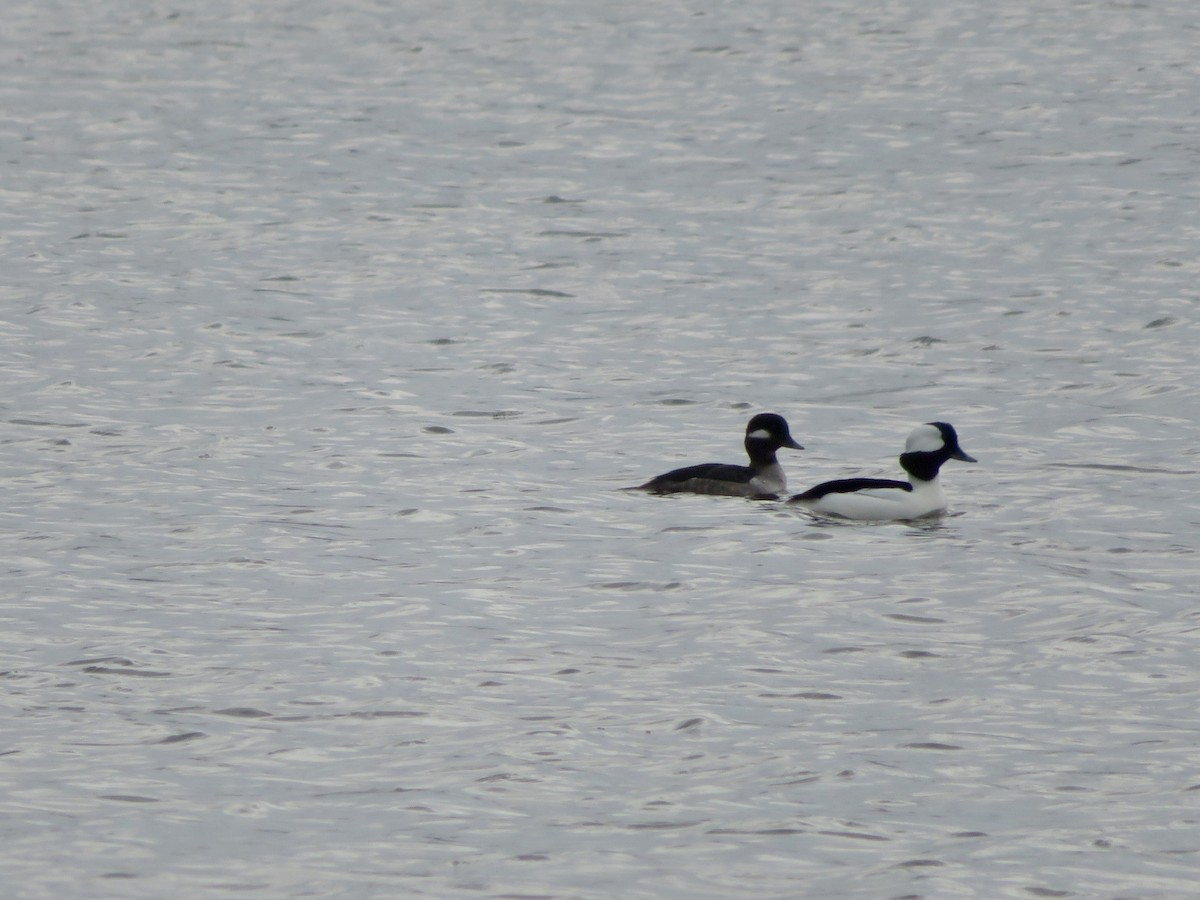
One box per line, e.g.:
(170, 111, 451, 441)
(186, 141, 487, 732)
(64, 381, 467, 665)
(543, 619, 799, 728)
(747, 429, 771, 440)
(905, 423, 945, 453)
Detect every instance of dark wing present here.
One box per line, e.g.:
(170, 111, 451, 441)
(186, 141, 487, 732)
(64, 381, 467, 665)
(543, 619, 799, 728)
(789, 477, 911, 502)
(640, 463, 752, 491)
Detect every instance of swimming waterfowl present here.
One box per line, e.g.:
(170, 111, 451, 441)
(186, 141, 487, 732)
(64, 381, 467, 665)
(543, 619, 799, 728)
(637, 413, 804, 499)
(787, 422, 975, 520)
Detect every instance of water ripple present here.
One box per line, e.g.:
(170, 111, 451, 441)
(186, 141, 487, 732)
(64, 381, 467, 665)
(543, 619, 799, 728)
(3, 0, 1200, 897)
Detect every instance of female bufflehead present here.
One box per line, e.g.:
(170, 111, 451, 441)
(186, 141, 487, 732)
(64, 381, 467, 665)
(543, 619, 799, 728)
(787, 422, 976, 520)
(637, 413, 804, 499)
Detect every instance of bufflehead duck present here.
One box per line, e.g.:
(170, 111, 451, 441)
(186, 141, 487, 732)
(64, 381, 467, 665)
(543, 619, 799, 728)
(637, 413, 804, 499)
(787, 422, 976, 520)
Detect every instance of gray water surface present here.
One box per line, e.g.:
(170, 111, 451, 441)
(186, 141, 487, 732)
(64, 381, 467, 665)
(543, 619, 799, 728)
(3, 1, 1200, 897)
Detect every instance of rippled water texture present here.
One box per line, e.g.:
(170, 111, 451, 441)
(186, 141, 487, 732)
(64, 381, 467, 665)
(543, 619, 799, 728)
(3, 0, 1200, 896)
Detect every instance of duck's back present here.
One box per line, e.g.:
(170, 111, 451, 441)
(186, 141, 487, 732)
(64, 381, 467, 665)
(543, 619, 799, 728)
(640, 463, 756, 496)
(790, 477, 911, 501)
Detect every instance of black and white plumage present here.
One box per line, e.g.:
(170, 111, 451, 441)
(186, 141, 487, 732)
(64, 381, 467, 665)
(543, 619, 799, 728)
(787, 422, 976, 520)
(637, 413, 804, 499)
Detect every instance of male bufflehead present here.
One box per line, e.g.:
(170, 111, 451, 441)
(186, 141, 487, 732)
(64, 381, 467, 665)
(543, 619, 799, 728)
(637, 413, 804, 499)
(787, 422, 976, 520)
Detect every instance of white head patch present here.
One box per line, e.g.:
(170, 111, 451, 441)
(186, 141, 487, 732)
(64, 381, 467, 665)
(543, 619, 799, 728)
(747, 429, 771, 440)
(904, 423, 945, 453)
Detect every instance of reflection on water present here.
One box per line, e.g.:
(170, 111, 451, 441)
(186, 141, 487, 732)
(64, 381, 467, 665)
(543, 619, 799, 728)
(3, 0, 1200, 896)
